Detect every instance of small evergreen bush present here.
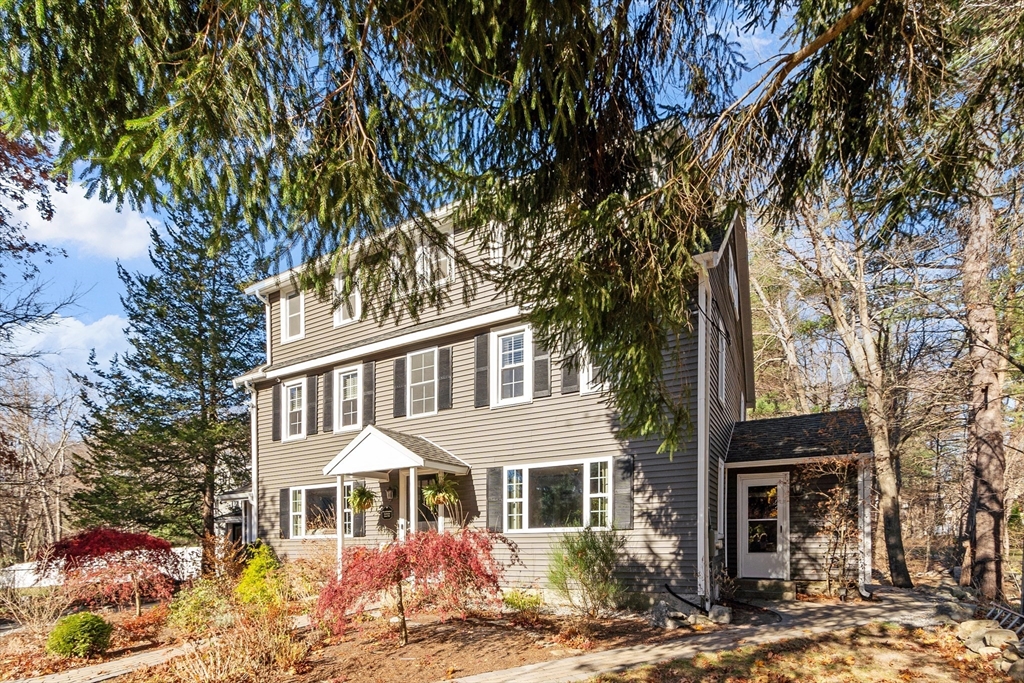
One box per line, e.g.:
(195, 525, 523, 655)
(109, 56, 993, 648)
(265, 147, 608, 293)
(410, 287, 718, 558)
(46, 612, 113, 658)
(235, 542, 285, 607)
(169, 578, 234, 636)
(548, 527, 625, 618)
(503, 589, 543, 613)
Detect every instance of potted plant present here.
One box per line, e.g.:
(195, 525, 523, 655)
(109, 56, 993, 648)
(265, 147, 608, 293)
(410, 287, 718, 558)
(348, 485, 377, 513)
(422, 474, 459, 509)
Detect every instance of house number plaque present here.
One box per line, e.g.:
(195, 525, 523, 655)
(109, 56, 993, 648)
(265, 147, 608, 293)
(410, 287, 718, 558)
(380, 506, 393, 520)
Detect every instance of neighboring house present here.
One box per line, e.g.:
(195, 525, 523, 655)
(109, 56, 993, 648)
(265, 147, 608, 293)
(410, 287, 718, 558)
(231, 216, 873, 606)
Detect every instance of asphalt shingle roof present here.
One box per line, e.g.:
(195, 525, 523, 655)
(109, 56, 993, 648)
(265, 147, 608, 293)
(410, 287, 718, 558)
(375, 427, 470, 470)
(726, 409, 872, 464)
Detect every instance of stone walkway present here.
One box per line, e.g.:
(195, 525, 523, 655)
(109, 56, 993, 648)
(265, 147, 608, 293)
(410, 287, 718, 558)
(449, 588, 960, 683)
(9, 644, 187, 683)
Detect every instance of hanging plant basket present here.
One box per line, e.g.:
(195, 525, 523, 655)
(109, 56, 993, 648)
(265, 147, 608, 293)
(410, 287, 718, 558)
(422, 474, 460, 510)
(348, 485, 377, 513)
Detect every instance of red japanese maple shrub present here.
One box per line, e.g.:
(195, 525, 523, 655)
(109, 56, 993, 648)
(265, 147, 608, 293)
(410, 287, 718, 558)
(41, 528, 180, 617)
(312, 529, 519, 646)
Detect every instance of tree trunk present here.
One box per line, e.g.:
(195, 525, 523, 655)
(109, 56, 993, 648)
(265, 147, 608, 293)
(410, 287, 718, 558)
(201, 459, 217, 575)
(863, 401, 914, 588)
(961, 173, 1005, 601)
(395, 579, 408, 646)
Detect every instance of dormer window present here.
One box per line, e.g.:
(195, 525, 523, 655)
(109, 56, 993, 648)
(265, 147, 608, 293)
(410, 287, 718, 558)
(281, 291, 304, 343)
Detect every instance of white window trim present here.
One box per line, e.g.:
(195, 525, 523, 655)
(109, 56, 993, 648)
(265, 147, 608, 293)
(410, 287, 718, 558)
(282, 378, 306, 442)
(414, 232, 455, 289)
(580, 357, 609, 395)
(502, 457, 612, 534)
(280, 290, 305, 343)
(332, 281, 362, 327)
(717, 321, 727, 404)
(490, 324, 533, 407)
(289, 483, 353, 540)
(407, 347, 439, 418)
(333, 365, 363, 433)
(727, 249, 740, 320)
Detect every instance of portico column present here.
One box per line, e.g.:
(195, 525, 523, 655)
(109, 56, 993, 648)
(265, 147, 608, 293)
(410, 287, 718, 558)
(336, 474, 345, 579)
(408, 467, 418, 536)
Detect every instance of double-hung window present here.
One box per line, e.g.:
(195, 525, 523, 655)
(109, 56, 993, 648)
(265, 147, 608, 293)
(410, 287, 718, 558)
(335, 366, 362, 431)
(408, 348, 437, 416)
(333, 279, 361, 327)
(283, 379, 305, 440)
(281, 291, 304, 342)
(580, 359, 608, 395)
(414, 234, 452, 287)
(290, 484, 353, 538)
(491, 326, 532, 406)
(503, 458, 611, 532)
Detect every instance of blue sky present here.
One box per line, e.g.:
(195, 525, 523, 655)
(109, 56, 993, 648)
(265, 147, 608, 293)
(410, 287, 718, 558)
(11, 182, 155, 378)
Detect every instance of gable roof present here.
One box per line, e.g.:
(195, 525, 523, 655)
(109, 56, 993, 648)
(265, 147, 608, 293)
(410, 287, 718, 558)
(322, 425, 470, 478)
(726, 409, 872, 464)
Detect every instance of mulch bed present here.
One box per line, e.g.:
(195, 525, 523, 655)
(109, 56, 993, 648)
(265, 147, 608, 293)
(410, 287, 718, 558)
(292, 604, 771, 683)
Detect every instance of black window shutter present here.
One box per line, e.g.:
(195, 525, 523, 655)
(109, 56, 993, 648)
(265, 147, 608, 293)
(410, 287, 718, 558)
(533, 342, 551, 398)
(353, 480, 367, 537)
(438, 347, 453, 410)
(306, 375, 318, 435)
(393, 357, 407, 418)
(474, 333, 490, 408)
(561, 361, 580, 394)
(279, 488, 291, 538)
(271, 384, 282, 441)
(322, 370, 334, 432)
(612, 455, 634, 530)
(486, 467, 503, 531)
(363, 361, 375, 426)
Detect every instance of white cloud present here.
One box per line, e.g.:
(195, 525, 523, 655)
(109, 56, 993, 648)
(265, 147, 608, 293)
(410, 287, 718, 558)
(15, 184, 152, 260)
(11, 315, 129, 378)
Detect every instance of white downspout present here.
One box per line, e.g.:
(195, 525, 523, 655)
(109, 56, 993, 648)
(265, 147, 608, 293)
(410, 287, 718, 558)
(408, 467, 418, 536)
(696, 266, 710, 607)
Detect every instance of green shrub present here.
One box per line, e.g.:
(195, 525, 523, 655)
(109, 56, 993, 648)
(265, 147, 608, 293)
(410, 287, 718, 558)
(235, 542, 285, 607)
(169, 578, 234, 636)
(46, 612, 113, 658)
(503, 589, 543, 613)
(548, 527, 625, 619)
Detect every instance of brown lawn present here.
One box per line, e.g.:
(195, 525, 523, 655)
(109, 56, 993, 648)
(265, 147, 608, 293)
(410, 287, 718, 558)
(590, 623, 1010, 683)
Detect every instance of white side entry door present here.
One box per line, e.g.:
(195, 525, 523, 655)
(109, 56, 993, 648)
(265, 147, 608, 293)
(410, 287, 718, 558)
(737, 473, 790, 580)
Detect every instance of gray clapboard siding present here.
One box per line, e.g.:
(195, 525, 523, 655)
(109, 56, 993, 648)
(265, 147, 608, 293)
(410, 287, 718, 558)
(725, 464, 860, 584)
(254, 319, 701, 592)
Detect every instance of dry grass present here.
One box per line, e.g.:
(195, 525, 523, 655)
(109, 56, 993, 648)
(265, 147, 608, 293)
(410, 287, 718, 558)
(591, 623, 1009, 683)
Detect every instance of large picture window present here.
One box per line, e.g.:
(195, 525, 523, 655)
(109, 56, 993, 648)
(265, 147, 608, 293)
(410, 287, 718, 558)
(281, 291, 304, 342)
(283, 379, 305, 440)
(491, 326, 532, 406)
(335, 366, 362, 431)
(504, 458, 611, 532)
(408, 348, 437, 416)
(290, 484, 353, 538)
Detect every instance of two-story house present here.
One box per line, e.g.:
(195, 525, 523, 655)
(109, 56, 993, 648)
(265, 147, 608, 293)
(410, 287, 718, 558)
(232, 217, 875, 606)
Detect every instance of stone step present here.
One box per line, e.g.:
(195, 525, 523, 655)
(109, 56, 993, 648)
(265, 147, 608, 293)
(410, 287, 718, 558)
(734, 578, 796, 601)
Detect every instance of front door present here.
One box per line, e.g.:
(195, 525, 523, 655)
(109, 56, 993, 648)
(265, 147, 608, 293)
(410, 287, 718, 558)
(738, 473, 789, 580)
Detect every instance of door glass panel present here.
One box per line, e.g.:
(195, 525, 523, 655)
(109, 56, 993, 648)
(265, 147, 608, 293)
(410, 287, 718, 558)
(747, 485, 778, 520)
(748, 521, 778, 553)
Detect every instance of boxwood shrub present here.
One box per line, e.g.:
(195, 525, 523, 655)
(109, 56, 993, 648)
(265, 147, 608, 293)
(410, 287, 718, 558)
(46, 612, 113, 658)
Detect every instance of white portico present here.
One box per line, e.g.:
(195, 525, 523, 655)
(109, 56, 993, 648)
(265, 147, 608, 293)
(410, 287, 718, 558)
(322, 425, 470, 573)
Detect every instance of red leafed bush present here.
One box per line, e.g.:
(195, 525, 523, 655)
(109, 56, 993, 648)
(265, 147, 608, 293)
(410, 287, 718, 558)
(312, 529, 519, 645)
(41, 528, 180, 616)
